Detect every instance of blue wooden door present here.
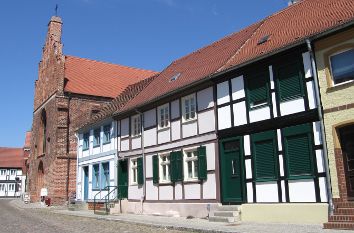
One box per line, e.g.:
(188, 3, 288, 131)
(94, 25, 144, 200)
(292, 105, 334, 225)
(83, 167, 89, 200)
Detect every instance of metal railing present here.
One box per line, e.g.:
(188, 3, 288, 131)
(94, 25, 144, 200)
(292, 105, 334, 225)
(93, 186, 118, 214)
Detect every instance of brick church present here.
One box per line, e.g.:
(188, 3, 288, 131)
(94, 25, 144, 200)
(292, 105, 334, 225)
(27, 16, 157, 204)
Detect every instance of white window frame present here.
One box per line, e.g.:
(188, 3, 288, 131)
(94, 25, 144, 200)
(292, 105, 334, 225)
(158, 104, 170, 130)
(93, 128, 101, 148)
(183, 148, 199, 181)
(8, 184, 15, 191)
(159, 153, 171, 183)
(0, 184, 4, 191)
(182, 94, 197, 122)
(130, 158, 138, 185)
(131, 115, 141, 137)
(329, 48, 354, 87)
(0, 170, 5, 176)
(10, 170, 16, 176)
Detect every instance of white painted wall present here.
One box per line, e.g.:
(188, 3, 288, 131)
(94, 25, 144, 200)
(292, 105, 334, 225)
(245, 159, 252, 179)
(121, 139, 130, 151)
(171, 120, 181, 141)
(182, 121, 198, 138)
(218, 106, 231, 130)
(233, 102, 247, 126)
(128, 185, 143, 200)
(288, 180, 316, 202)
(249, 107, 270, 123)
(197, 87, 214, 111)
(144, 128, 157, 147)
(247, 183, 253, 203)
(256, 182, 279, 202)
(159, 185, 173, 200)
(175, 183, 183, 200)
(217, 81, 230, 105)
(184, 183, 200, 199)
(280, 98, 305, 116)
(203, 173, 216, 199)
(145, 155, 153, 178)
(198, 110, 215, 134)
(206, 143, 216, 171)
(158, 128, 170, 144)
(146, 180, 158, 200)
(302, 52, 313, 79)
(231, 75, 245, 100)
(244, 135, 251, 156)
(306, 81, 317, 109)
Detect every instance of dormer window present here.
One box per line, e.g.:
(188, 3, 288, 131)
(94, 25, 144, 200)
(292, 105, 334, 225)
(330, 48, 354, 85)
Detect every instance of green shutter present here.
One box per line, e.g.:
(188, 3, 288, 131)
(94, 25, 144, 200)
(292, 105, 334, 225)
(247, 70, 269, 108)
(198, 146, 207, 181)
(170, 152, 176, 182)
(137, 157, 144, 185)
(170, 151, 183, 182)
(251, 131, 278, 181)
(152, 155, 159, 184)
(277, 61, 304, 101)
(283, 123, 314, 179)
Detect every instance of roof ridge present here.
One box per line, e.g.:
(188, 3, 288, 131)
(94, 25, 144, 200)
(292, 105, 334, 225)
(217, 20, 266, 73)
(65, 55, 158, 74)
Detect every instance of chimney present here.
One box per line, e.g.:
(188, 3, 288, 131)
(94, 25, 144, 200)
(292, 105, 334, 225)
(288, 0, 301, 6)
(47, 16, 62, 43)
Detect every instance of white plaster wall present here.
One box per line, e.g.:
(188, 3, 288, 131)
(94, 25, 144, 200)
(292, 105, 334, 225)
(159, 185, 173, 200)
(144, 109, 156, 128)
(281, 181, 286, 202)
(244, 135, 251, 156)
(288, 180, 316, 202)
(307, 81, 316, 109)
(217, 81, 230, 105)
(256, 182, 279, 202)
(197, 87, 214, 111)
(247, 182, 253, 203)
(182, 121, 198, 138)
(121, 139, 130, 151)
(302, 52, 313, 79)
(145, 155, 153, 178)
(245, 159, 252, 179)
(171, 120, 181, 141)
(93, 146, 100, 154)
(269, 65, 275, 89)
(131, 137, 141, 150)
(146, 180, 158, 200)
(231, 75, 245, 100)
(277, 129, 283, 151)
(319, 177, 328, 202)
(313, 121, 322, 145)
(279, 154, 284, 177)
(175, 183, 183, 200)
(144, 128, 157, 147)
(316, 150, 325, 173)
(198, 110, 215, 134)
(171, 99, 180, 119)
(158, 128, 170, 144)
(78, 134, 83, 158)
(203, 173, 216, 199)
(280, 98, 305, 116)
(233, 102, 247, 126)
(271, 93, 278, 118)
(218, 106, 231, 130)
(249, 107, 270, 123)
(128, 185, 143, 200)
(206, 143, 216, 171)
(121, 118, 130, 137)
(184, 183, 200, 199)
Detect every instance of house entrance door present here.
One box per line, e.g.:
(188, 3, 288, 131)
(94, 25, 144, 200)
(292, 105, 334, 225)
(220, 137, 245, 203)
(83, 167, 89, 200)
(118, 160, 128, 199)
(339, 125, 354, 199)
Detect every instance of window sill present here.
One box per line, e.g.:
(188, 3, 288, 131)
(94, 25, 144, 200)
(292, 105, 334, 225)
(157, 126, 170, 132)
(131, 135, 141, 139)
(182, 118, 197, 125)
(249, 104, 269, 111)
(102, 141, 111, 145)
(93, 145, 100, 148)
(82, 148, 89, 151)
(158, 181, 173, 186)
(279, 95, 303, 103)
(183, 179, 200, 184)
(327, 80, 354, 93)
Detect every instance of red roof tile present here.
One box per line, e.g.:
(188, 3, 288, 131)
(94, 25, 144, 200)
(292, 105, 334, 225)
(117, 0, 354, 114)
(64, 56, 158, 98)
(0, 147, 24, 169)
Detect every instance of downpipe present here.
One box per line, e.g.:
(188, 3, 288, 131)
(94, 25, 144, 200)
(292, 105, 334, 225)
(306, 39, 334, 215)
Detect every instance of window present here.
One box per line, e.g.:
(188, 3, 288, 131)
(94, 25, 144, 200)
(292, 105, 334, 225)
(246, 70, 270, 109)
(92, 164, 100, 190)
(103, 125, 111, 144)
(159, 154, 171, 182)
(0, 170, 5, 176)
(131, 115, 141, 136)
(251, 131, 278, 181)
(0, 184, 4, 191)
(8, 184, 15, 191)
(83, 133, 90, 151)
(283, 123, 315, 179)
(158, 104, 170, 129)
(131, 159, 138, 184)
(93, 128, 101, 147)
(101, 162, 110, 189)
(182, 94, 196, 122)
(184, 150, 199, 180)
(330, 49, 354, 85)
(275, 61, 304, 101)
(10, 170, 16, 176)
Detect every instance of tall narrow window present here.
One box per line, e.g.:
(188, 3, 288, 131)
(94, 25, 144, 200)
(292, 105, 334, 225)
(131, 115, 141, 136)
(39, 109, 47, 155)
(101, 162, 110, 189)
(10, 170, 16, 176)
(184, 150, 198, 180)
(0, 170, 5, 176)
(330, 48, 354, 85)
(93, 128, 101, 147)
(158, 104, 170, 129)
(159, 154, 171, 182)
(182, 94, 196, 122)
(103, 124, 111, 144)
(83, 133, 90, 151)
(92, 164, 100, 190)
(246, 70, 270, 109)
(131, 159, 138, 184)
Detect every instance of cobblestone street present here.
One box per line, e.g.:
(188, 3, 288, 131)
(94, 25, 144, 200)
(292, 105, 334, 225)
(0, 199, 188, 233)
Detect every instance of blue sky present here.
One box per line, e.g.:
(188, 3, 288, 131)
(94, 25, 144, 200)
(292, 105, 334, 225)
(0, 0, 288, 147)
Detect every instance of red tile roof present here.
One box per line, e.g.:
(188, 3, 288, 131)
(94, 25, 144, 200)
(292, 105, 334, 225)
(0, 147, 24, 169)
(117, 0, 354, 114)
(64, 56, 158, 98)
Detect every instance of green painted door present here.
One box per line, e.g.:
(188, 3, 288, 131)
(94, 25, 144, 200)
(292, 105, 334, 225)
(117, 159, 128, 199)
(220, 138, 245, 203)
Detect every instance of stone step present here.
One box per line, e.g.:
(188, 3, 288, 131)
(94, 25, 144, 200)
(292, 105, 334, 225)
(216, 205, 240, 211)
(334, 208, 354, 215)
(212, 211, 239, 217)
(329, 214, 354, 222)
(209, 216, 236, 223)
(324, 222, 354, 230)
(94, 209, 109, 215)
